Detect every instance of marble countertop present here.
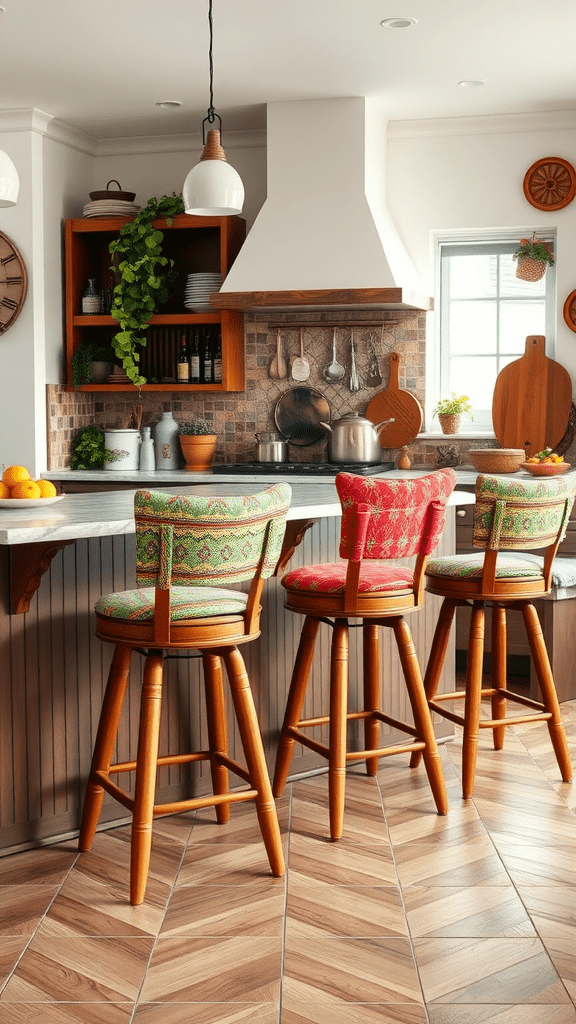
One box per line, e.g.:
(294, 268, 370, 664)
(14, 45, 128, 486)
(0, 477, 474, 546)
(42, 466, 482, 486)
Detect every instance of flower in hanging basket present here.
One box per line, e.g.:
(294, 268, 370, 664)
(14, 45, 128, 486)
(513, 237, 554, 281)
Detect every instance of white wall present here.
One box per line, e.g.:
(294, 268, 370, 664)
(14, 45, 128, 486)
(387, 112, 576, 382)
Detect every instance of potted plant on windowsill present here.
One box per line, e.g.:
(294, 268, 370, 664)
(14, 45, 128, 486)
(178, 417, 217, 471)
(432, 394, 473, 435)
(513, 236, 555, 282)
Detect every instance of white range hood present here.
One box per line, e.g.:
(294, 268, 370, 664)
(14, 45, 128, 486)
(211, 97, 432, 313)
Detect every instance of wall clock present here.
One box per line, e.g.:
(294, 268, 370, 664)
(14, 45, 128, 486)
(0, 231, 28, 334)
(563, 290, 576, 333)
(523, 157, 576, 211)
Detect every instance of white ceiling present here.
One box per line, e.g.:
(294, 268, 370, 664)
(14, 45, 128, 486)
(2, 0, 576, 139)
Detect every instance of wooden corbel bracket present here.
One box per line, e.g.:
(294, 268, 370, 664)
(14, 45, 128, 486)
(10, 540, 74, 615)
(276, 518, 320, 574)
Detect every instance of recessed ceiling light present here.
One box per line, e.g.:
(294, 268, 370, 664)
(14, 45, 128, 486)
(155, 100, 182, 109)
(380, 17, 417, 29)
(458, 80, 486, 88)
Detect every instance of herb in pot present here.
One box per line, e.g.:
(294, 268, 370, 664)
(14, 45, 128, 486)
(70, 425, 111, 470)
(178, 418, 215, 435)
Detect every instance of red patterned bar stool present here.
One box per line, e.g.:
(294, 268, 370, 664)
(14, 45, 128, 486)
(273, 469, 457, 839)
(410, 473, 576, 798)
(79, 484, 291, 904)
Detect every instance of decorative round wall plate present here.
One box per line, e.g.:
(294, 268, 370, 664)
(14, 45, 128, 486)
(563, 290, 576, 333)
(523, 157, 576, 211)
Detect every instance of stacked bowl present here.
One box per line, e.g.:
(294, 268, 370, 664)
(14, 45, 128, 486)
(184, 272, 222, 312)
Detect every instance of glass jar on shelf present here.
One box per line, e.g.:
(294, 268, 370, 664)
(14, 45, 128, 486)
(81, 278, 101, 314)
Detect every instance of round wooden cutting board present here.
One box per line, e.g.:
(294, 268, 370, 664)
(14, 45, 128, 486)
(366, 352, 423, 448)
(492, 335, 573, 458)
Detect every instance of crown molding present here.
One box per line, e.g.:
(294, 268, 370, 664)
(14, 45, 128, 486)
(388, 109, 576, 139)
(94, 128, 265, 157)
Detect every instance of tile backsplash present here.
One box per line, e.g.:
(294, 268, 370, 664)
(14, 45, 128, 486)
(47, 310, 495, 470)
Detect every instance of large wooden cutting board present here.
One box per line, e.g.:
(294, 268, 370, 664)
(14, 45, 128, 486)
(366, 352, 423, 448)
(492, 335, 572, 458)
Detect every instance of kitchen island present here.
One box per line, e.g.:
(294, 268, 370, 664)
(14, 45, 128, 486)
(0, 477, 472, 854)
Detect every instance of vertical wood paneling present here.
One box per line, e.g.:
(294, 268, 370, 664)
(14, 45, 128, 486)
(0, 510, 456, 853)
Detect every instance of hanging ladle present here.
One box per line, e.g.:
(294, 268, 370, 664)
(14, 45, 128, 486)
(322, 327, 346, 383)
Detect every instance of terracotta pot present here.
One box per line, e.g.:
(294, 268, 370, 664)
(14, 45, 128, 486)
(438, 413, 462, 435)
(179, 434, 217, 471)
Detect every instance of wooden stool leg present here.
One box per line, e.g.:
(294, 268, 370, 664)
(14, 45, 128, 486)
(462, 602, 485, 799)
(79, 644, 132, 852)
(224, 646, 285, 877)
(522, 601, 573, 782)
(491, 605, 507, 750)
(393, 616, 448, 816)
(329, 619, 349, 840)
(203, 652, 230, 824)
(131, 651, 164, 906)
(410, 598, 457, 769)
(273, 615, 320, 797)
(363, 622, 380, 776)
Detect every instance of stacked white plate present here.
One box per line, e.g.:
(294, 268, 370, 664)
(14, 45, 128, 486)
(83, 200, 141, 219)
(184, 272, 222, 311)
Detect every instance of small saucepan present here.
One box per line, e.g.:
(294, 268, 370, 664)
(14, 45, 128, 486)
(255, 432, 288, 462)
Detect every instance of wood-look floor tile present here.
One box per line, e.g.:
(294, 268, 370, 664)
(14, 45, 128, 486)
(517, 886, 576, 938)
(0, 1004, 134, 1023)
(281, 999, 427, 1022)
(413, 936, 569, 1003)
(0, 936, 154, 1002)
(283, 936, 422, 1004)
(285, 878, 407, 938)
(543, 937, 576, 1002)
(427, 1006, 576, 1023)
(140, 935, 281, 1002)
(35, 866, 167, 938)
(387, 804, 483, 848)
(81, 827, 185, 889)
(0, 885, 59, 936)
(402, 886, 535, 937)
(160, 880, 285, 936)
(288, 834, 397, 886)
(177, 842, 288, 886)
(133, 1003, 279, 1023)
(495, 841, 576, 886)
(0, 846, 77, 887)
(188, 799, 289, 846)
(394, 836, 510, 887)
(0, 936, 29, 987)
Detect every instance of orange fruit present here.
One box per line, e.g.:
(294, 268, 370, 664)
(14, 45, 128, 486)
(0, 481, 9, 498)
(10, 480, 42, 499)
(2, 465, 30, 488)
(34, 479, 57, 498)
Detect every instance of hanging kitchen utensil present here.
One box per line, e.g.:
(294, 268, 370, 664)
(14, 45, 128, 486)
(492, 335, 572, 459)
(366, 351, 424, 448)
(274, 386, 331, 446)
(348, 330, 362, 392)
(269, 327, 281, 379)
(323, 327, 346, 383)
(277, 330, 287, 379)
(366, 331, 383, 387)
(291, 327, 310, 382)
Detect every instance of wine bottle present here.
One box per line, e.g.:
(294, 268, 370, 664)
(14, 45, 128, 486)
(177, 333, 190, 383)
(203, 327, 213, 384)
(190, 328, 201, 384)
(213, 330, 222, 384)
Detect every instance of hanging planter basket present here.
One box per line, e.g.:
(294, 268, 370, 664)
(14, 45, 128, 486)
(516, 256, 547, 282)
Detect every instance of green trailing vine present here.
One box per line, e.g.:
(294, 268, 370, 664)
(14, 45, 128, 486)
(109, 194, 185, 386)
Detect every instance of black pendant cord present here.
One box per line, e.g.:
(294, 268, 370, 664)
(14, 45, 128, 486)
(202, 0, 223, 141)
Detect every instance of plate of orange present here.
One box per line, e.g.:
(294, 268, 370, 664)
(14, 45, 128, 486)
(0, 496, 64, 508)
(0, 465, 62, 505)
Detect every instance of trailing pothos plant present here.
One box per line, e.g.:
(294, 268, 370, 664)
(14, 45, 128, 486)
(109, 194, 185, 386)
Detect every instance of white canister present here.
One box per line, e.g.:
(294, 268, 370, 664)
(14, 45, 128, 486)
(103, 428, 141, 471)
(139, 426, 155, 471)
(154, 410, 180, 469)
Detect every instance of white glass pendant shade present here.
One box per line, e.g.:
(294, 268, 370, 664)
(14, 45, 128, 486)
(183, 129, 244, 216)
(0, 150, 19, 207)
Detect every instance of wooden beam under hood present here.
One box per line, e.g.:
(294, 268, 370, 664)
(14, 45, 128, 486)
(209, 287, 433, 313)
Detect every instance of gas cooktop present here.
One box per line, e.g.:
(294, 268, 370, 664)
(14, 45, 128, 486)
(212, 462, 395, 476)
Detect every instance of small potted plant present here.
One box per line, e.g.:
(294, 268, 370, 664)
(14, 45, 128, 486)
(513, 236, 554, 282)
(69, 425, 111, 469)
(178, 417, 217, 471)
(72, 342, 115, 387)
(432, 394, 473, 435)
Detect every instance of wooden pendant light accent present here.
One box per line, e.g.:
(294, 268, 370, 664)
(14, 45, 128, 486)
(523, 156, 576, 210)
(200, 128, 228, 162)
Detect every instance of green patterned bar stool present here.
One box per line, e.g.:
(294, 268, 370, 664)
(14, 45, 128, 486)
(79, 484, 291, 905)
(410, 473, 576, 798)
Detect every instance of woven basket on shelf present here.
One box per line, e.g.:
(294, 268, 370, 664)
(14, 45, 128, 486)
(515, 256, 547, 282)
(466, 448, 525, 474)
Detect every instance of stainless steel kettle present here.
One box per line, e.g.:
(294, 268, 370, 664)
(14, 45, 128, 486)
(320, 412, 395, 464)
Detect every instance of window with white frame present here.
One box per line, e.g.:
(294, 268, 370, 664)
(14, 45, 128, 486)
(431, 236, 556, 432)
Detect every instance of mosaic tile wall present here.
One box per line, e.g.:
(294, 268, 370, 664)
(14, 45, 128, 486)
(46, 310, 505, 470)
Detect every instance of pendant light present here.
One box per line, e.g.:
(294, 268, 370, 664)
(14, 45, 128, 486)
(0, 149, 19, 207)
(183, 0, 244, 217)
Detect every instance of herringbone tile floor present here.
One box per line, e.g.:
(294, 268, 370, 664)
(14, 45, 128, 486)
(1, 694, 576, 1023)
